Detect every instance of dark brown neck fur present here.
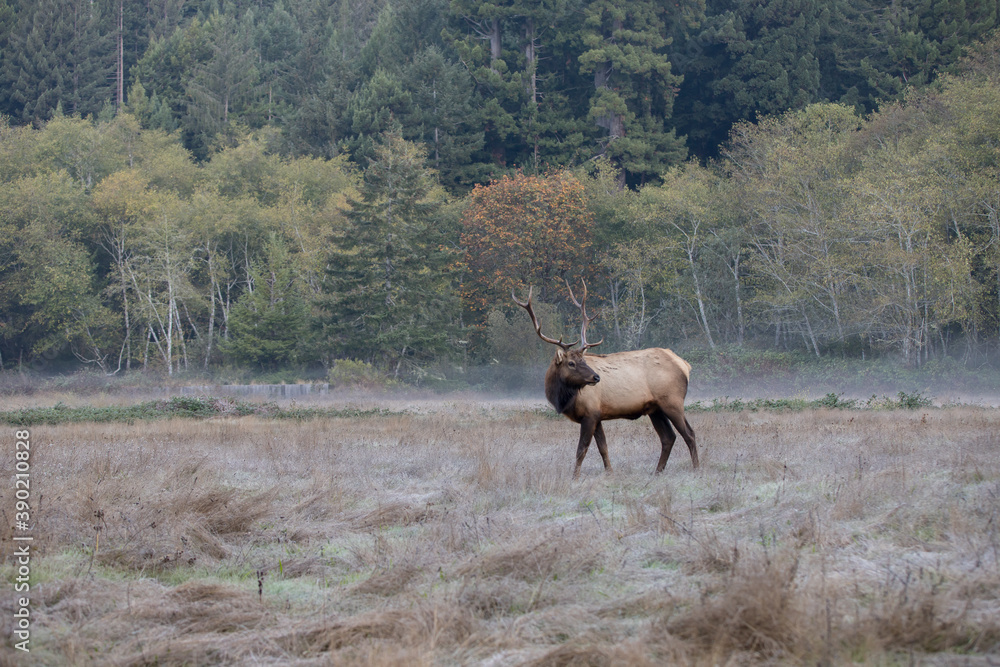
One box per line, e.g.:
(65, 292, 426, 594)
(545, 370, 579, 415)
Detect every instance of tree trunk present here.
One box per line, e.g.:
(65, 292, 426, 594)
(802, 309, 820, 357)
(593, 17, 625, 158)
(524, 18, 537, 104)
(204, 253, 217, 368)
(117, 0, 124, 111)
(489, 19, 501, 64)
(679, 222, 715, 349)
(165, 288, 174, 376)
(734, 257, 744, 345)
(120, 264, 131, 371)
(609, 278, 622, 345)
(692, 269, 716, 350)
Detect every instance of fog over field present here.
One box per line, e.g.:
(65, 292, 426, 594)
(1, 394, 998, 665)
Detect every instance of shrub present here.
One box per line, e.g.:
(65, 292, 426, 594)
(328, 359, 393, 390)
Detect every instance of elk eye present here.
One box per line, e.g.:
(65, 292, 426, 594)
(568, 362, 575, 368)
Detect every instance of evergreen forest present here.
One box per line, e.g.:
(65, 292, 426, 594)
(2, 0, 1000, 386)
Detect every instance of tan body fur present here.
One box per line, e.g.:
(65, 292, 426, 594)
(567, 349, 691, 420)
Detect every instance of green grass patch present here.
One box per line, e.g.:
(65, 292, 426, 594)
(0, 395, 404, 426)
(687, 391, 932, 413)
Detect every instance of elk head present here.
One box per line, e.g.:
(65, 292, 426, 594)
(512, 281, 603, 387)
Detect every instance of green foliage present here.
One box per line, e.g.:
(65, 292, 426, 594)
(866, 391, 933, 410)
(7, 24, 1000, 380)
(401, 46, 485, 191)
(321, 131, 459, 373)
(222, 236, 313, 370)
(5, 0, 994, 178)
(673, 0, 1000, 158)
(0, 394, 404, 425)
(0, 0, 115, 123)
(579, 0, 693, 184)
(687, 391, 932, 413)
(327, 359, 395, 389)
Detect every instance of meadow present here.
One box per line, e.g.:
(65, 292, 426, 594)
(1, 394, 999, 665)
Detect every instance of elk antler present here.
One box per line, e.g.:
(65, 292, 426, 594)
(565, 279, 604, 350)
(512, 286, 579, 350)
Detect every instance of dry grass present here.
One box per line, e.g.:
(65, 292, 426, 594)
(2, 400, 1000, 665)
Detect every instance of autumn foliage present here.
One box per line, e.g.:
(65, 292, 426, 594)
(459, 172, 596, 327)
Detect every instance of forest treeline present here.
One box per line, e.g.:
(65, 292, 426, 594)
(2, 0, 1000, 382)
(2, 33, 1000, 382)
(1, 0, 999, 187)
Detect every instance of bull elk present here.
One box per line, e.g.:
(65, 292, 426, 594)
(513, 282, 698, 477)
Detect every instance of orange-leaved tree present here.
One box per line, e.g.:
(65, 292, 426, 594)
(460, 171, 597, 332)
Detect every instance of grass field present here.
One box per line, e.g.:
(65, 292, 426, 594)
(2, 396, 999, 665)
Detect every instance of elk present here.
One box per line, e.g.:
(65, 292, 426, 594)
(513, 282, 698, 477)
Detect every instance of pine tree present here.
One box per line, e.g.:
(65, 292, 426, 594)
(283, 7, 362, 158)
(254, 1, 303, 126)
(0, 0, 18, 118)
(447, 0, 583, 173)
(579, 0, 689, 186)
(402, 46, 485, 192)
(321, 131, 457, 374)
(183, 10, 262, 155)
(223, 235, 312, 370)
(130, 18, 213, 139)
(344, 68, 413, 168)
(446, 0, 525, 169)
(0, 0, 116, 122)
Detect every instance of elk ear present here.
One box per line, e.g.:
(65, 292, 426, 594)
(553, 348, 565, 364)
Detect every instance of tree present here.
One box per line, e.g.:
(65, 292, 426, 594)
(344, 67, 413, 167)
(223, 235, 312, 369)
(402, 46, 485, 192)
(929, 49, 1000, 348)
(0, 171, 110, 367)
(282, 2, 368, 158)
(579, 0, 691, 186)
(862, 0, 1000, 100)
(183, 10, 262, 155)
(447, 0, 585, 173)
(459, 171, 596, 339)
(91, 168, 154, 372)
(672, 0, 826, 159)
(601, 239, 673, 350)
(130, 18, 213, 141)
(847, 135, 976, 365)
(121, 189, 199, 375)
(724, 104, 863, 355)
(254, 1, 303, 126)
(672, 0, 1000, 160)
(35, 112, 129, 190)
(446, 0, 523, 169)
(631, 164, 740, 349)
(0, 0, 116, 122)
(321, 131, 457, 375)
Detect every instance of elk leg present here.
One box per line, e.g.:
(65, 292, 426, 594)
(574, 418, 597, 478)
(665, 410, 699, 470)
(649, 410, 677, 474)
(594, 422, 612, 472)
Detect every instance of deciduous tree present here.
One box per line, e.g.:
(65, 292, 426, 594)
(459, 171, 595, 337)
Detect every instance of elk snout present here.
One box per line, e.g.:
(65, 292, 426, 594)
(591, 373, 600, 384)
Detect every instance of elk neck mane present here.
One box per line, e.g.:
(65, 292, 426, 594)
(545, 369, 580, 415)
